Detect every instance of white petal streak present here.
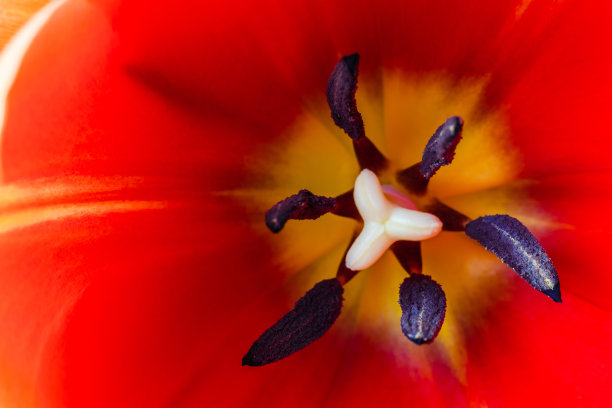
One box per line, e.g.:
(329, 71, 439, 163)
(0, 176, 168, 235)
(0, 200, 166, 236)
(0, 0, 68, 182)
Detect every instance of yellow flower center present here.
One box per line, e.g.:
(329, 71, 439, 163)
(235, 71, 526, 380)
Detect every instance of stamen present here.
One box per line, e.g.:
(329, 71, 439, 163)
(265, 190, 336, 233)
(419, 116, 464, 179)
(352, 136, 389, 173)
(399, 275, 447, 345)
(465, 214, 561, 302)
(423, 199, 471, 231)
(331, 189, 361, 221)
(345, 169, 442, 271)
(391, 241, 423, 275)
(327, 54, 388, 172)
(336, 234, 360, 285)
(326, 54, 364, 141)
(396, 163, 429, 195)
(242, 278, 344, 366)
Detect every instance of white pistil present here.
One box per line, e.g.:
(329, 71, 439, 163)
(345, 169, 442, 271)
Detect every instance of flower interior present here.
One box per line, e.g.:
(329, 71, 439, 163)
(239, 54, 561, 370)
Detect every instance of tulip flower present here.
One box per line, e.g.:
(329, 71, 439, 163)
(0, 0, 610, 406)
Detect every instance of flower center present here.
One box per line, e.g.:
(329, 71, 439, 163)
(240, 54, 560, 370)
(346, 168, 442, 271)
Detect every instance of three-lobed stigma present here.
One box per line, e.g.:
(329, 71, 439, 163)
(345, 169, 442, 271)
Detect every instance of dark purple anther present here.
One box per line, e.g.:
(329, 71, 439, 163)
(420, 116, 464, 179)
(465, 214, 561, 302)
(399, 275, 446, 345)
(326, 53, 365, 141)
(265, 190, 336, 233)
(326, 54, 388, 173)
(242, 279, 344, 366)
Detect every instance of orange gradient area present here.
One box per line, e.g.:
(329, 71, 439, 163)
(234, 71, 552, 381)
(0, 0, 52, 51)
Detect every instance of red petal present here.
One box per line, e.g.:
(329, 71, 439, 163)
(465, 281, 611, 407)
